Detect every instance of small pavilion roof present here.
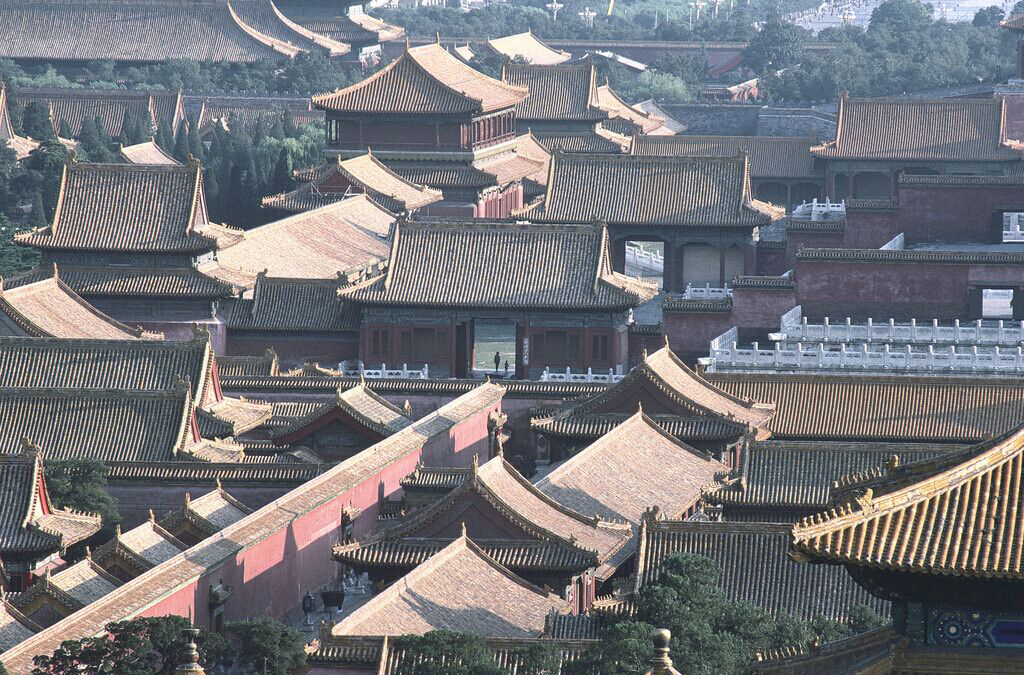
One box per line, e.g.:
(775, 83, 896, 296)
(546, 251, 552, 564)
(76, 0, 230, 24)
(16, 162, 217, 254)
(272, 384, 413, 443)
(0, 0, 346, 63)
(262, 154, 442, 214)
(502, 61, 606, 122)
(631, 100, 688, 133)
(210, 196, 392, 288)
(16, 559, 120, 614)
(791, 424, 1024, 579)
(594, 84, 673, 135)
(536, 409, 725, 525)
(0, 273, 161, 339)
(1001, 13, 1024, 29)
(94, 517, 187, 569)
(119, 140, 180, 166)
(0, 447, 102, 558)
(487, 31, 571, 65)
(811, 96, 1022, 162)
(226, 275, 360, 333)
(159, 485, 252, 537)
(631, 135, 819, 179)
(312, 43, 528, 115)
(534, 129, 628, 154)
(523, 153, 781, 227)
(705, 371, 1024, 443)
(342, 220, 657, 310)
(537, 346, 774, 437)
(635, 519, 887, 621)
(331, 535, 566, 638)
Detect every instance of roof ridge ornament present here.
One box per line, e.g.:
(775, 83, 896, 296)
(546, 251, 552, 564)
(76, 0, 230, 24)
(644, 628, 682, 675)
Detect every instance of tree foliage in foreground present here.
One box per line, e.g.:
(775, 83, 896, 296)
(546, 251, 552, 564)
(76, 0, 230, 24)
(44, 458, 121, 532)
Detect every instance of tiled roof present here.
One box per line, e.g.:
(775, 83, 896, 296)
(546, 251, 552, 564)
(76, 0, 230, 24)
(536, 410, 725, 524)
(283, 6, 403, 43)
(216, 351, 279, 378)
(399, 465, 471, 492)
(188, 94, 324, 132)
(227, 0, 349, 56)
(525, 153, 780, 228)
(119, 141, 179, 166)
(7, 265, 233, 299)
(631, 99, 688, 133)
(388, 163, 496, 189)
(475, 145, 549, 185)
(0, 0, 337, 63)
(226, 275, 360, 332)
(487, 31, 572, 65)
(0, 334, 210, 395)
(262, 155, 441, 215)
(751, 626, 901, 675)
(16, 163, 216, 254)
(594, 84, 671, 135)
(796, 246, 1024, 266)
(219, 374, 606, 398)
(272, 384, 412, 442)
(0, 602, 39, 652)
(631, 135, 819, 179)
(313, 43, 528, 115)
(705, 371, 1024, 443)
(43, 559, 121, 606)
(547, 346, 773, 433)
(0, 387, 194, 463)
(0, 450, 101, 557)
(502, 61, 606, 122)
(531, 413, 743, 441)
(210, 196, 391, 288)
(705, 440, 953, 511)
(14, 88, 155, 138)
(811, 96, 1022, 161)
(342, 220, 657, 309)
(331, 535, 566, 638)
(0, 274, 159, 339)
(1002, 13, 1024, 29)
(634, 520, 888, 621)
(533, 130, 626, 154)
(335, 537, 593, 572)
(792, 425, 1024, 578)
(200, 397, 273, 436)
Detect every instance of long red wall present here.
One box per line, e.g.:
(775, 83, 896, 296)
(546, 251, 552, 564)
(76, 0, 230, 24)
(0, 385, 504, 675)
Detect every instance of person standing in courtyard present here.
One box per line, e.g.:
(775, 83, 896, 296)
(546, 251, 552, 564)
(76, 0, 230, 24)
(494, 351, 501, 374)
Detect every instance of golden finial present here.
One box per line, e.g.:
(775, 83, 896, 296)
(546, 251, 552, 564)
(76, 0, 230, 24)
(460, 521, 467, 538)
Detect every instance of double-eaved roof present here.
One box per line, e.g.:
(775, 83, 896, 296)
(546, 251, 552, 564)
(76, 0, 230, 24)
(812, 96, 1022, 162)
(0, 0, 347, 63)
(533, 346, 774, 441)
(535, 409, 725, 525)
(503, 61, 607, 123)
(262, 153, 442, 214)
(332, 535, 566, 638)
(209, 196, 392, 288)
(523, 153, 781, 228)
(0, 273, 161, 340)
(0, 448, 102, 561)
(792, 424, 1024, 579)
(313, 43, 528, 115)
(16, 162, 217, 254)
(342, 220, 657, 310)
(631, 135, 820, 179)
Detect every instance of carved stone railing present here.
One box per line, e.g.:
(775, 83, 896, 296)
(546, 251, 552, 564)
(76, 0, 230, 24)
(339, 361, 429, 379)
(539, 367, 625, 383)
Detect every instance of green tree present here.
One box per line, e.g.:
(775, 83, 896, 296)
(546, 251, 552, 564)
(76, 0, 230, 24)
(0, 212, 40, 277)
(391, 631, 504, 675)
(565, 554, 886, 675)
(21, 101, 54, 141)
(223, 617, 307, 675)
(744, 18, 809, 75)
(44, 458, 120, 530)
(973, 5, 1005, 26)
(28, 191, 46, 229)
(31, 616, 230, 675)
(20, 138, 67, 220)
(56, 119, 72, 140)
(869, 0, 933, 33)
(172, 119, 190, 163)
(271, 146, 293, 195)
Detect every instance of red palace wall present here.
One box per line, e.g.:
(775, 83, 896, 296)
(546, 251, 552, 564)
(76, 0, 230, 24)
(893, 184, 1024, 245)
(663, 311, 735, 361)
(476, 183, 523, 219)
(121, 392, 500, 631)
(755, 245, 789, 276)
(843, 208, 900, 249)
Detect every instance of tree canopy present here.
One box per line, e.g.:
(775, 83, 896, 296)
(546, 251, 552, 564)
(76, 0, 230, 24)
(44, 458, 121, 533)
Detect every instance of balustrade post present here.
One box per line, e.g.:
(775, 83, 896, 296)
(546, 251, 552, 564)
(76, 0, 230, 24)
(889, 318, 895, 340)
(587, 367, 594, 382)
(999, 320, 1005, 342)
(424, 364, 429, 379)
(866, 317, 873, 342)
(931, 319, 938, 342)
